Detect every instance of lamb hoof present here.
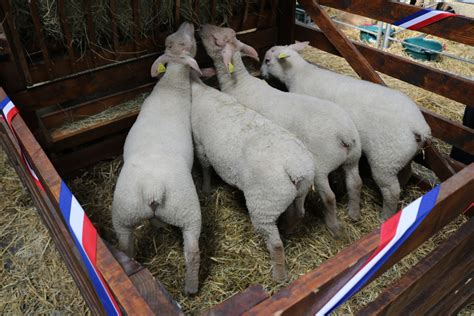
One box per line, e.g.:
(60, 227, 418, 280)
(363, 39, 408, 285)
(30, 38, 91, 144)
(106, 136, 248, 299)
(272, 267, 288, 282)
(184, 282, 199, 296)
(348, 210, 361, 222)
(327, 223, 344, 239)
(380, 211, 394, 222)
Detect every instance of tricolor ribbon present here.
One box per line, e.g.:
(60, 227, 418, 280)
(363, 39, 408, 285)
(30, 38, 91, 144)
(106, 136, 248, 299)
(1, 97, 44, 190)
(315, 185, 440, 315)
(393, 8, 456, 30)
(0, 97, 121, 315)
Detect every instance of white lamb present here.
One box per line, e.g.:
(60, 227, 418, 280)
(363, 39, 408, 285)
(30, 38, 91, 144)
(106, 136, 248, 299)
(260, 42, 431, 219)
(112, 22, 202, 295)
(191, 73, 315, 281)
(199, 24, 363, 237)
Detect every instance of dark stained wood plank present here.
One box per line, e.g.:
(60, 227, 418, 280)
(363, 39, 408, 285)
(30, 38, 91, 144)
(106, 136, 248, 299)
(12, 55, 159, 112)
(210, 0, 217, 23)
(0, 1, 32, 87)
(245, 164, 474, 315)
(240, 0, 250, 31)
(423, 142, 456, 181)
(52, 132, 127, 175)
(409, 173, 434, 191)
(0, 117, 105, 315)
(40, 83, 154, 130)
(129, 267, 184, 315)
(131, 0, 140, 53)
(276, 0, 295, 45)
(50, 110, 138, 151)
(109, 0, 120, 52)
(106, 241, 144, 276)
(299, 0, 385, 84)
(359, 217, 474, 315)
(175, 0, 181, 27)
(427, 275, 473, 315)
(96, 239, 155, 315)
(270, 0, 278, 25)
(203, 285, 269, 316)
(256, 0, 267, 28)
(444, 155, 466, 173)
(423, 109, 474, 155)
(318, 0, 474, 46)
(57, 0, 77, 73)
(294, 23, 474, 108)
(28, 0, 55, 79)
(82, 0, 97, 67)
(193, 0, 200, 23)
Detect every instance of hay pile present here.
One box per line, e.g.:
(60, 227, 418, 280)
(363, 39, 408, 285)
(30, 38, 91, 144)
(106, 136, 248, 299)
(13, 0, 240, 52)
(0, 149, 87, 314)
(52, 93, 148, 136)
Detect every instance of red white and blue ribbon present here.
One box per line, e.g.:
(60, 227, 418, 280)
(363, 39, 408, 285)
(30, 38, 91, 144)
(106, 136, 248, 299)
(393, 8, 456, 30)
(1, 97, 121, 315)
(315, 185, 440, 315)
(1, 97, 44, 190)
(59, 182, 121, 315)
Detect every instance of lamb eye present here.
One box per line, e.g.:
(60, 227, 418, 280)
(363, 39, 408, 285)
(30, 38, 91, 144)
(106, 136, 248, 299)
(265, 58, 270, 64)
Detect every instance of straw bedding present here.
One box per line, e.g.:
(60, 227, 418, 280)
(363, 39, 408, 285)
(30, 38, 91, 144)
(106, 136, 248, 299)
(2, 10, 473, 316)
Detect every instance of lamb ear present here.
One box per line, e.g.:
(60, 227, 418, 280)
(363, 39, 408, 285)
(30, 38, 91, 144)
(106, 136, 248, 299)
(177, 21, 194, 35)
(183, 56, 202, 76)
(289, 41, 309, 51)
(221, 43, 235, 72)
(151, 54, 170, 78)
(200, 67, 216, 78)
(238, 41, 259, 61)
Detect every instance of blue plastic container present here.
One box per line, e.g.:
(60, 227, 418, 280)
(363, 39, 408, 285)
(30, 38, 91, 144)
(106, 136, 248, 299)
(402, 37, 443, 61)
(359, 25, 394, 44)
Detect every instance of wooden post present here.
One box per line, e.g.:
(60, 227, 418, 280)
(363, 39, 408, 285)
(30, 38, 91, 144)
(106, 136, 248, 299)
(276, 0, 295, 45)
(298, 0, 385, 84)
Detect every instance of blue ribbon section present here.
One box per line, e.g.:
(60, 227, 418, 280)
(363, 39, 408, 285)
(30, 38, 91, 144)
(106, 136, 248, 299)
(0, 96, 11, 111)
(394, 8, 431, 26)
(59, 181, 119, 315)
(326, 185, 440, 315)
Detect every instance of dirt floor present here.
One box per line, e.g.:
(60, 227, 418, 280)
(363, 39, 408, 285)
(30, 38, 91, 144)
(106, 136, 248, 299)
(1, 14, 473, 316)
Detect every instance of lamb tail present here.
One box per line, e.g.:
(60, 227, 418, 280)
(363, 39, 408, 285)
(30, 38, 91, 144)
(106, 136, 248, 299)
(142, 180, 166, 215)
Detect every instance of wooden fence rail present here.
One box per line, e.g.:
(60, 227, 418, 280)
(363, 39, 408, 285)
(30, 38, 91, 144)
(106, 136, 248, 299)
(318, 0, 474, 45)
(243, 164, 473, 315)
(0, 87, 182, 315)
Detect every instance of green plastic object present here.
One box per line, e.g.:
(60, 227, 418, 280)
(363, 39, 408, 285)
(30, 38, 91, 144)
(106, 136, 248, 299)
(402, 37, 443, 61)
(359, 25, 394, 44)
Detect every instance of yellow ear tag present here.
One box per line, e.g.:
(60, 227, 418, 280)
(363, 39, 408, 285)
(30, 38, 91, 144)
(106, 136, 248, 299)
(157, 63, 166, 74)
(228, 62, 235, 74)
(278, 52, 288, 59)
